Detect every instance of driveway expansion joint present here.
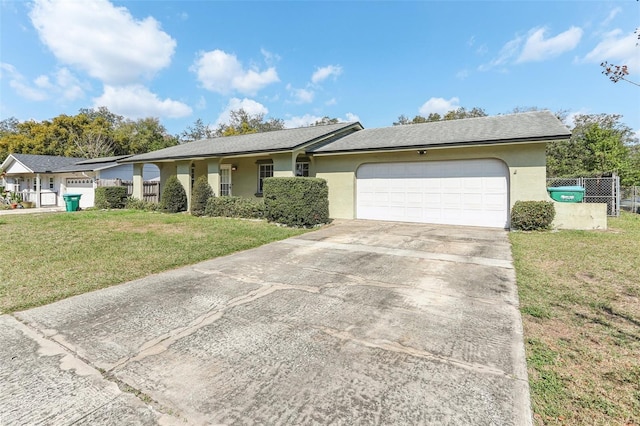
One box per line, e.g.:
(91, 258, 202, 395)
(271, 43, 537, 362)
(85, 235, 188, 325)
(280, 238, 515, 269)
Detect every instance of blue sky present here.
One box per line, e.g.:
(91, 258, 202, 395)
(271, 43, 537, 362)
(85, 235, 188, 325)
(1, 0, 639, 139)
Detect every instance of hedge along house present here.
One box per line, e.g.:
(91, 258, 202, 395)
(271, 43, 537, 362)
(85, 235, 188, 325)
(122, 111, 573, 228)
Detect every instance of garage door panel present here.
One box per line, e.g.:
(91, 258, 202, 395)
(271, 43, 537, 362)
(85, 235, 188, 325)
(357, 160, 509, 228)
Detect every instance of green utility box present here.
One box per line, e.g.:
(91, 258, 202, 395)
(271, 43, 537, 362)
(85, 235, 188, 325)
(63, 194, 82, 212)
(547, 186, 585, 203)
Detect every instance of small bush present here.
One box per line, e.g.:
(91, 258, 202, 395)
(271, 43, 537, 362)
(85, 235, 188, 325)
(511, 200, 555, 231)
(205, 196, 265, 219)
(160, 176, 187, 213)
(263, 177, 330, 227)
(191, 175, 214, 217)
(94, 186, 128, 209)
(125, 197, 159, 212)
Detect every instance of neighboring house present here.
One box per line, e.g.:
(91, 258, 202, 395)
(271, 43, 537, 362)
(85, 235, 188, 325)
(121, 111, 572, 228)
(0, 154, 159, 209)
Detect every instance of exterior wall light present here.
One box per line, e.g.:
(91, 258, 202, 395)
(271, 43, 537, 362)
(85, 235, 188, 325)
(231, 165, 238, 171)
(417, 150, 427, 155)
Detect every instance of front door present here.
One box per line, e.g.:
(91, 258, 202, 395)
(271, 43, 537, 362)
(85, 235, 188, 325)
(220, 165, 232, 196)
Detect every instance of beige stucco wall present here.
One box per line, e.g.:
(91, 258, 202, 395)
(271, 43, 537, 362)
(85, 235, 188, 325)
(552, 202, 608, 230)
(314, 142, 548, 220)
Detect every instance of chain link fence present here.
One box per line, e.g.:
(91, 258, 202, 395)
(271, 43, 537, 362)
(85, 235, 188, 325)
(547, 176, 621, 217)
(620, 186, 640, 214)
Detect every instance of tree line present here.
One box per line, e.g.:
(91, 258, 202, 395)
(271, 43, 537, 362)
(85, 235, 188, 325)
(2, 106, 638, 186)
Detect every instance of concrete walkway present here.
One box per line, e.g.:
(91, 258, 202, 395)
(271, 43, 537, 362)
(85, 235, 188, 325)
(0, 206, 65, 215)
(0, 220, 532, 425)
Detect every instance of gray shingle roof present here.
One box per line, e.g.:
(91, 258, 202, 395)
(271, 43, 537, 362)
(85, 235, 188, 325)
(120, 122, 362, 163)
(309, 111, 571, 154)
(8, 154, 87, 173)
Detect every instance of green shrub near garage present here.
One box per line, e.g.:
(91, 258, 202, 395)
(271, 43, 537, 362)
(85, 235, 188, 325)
(94, 186, 128, 209)
(263, 177, 330, 227)
(511, 200, 555, 231)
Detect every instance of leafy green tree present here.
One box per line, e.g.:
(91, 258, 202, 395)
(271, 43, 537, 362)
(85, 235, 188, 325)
(0, 107, 178, 162)
(393, 107, 486, 126)
(546, 113, 638, 185)
(180, 118, 214, 143)
(311, 117, 340, 126)
(160, 175, 187, 213)
(215, 109, 285, 137)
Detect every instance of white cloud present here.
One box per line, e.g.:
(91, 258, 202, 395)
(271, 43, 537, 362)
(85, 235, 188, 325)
(478, 36, 523, 71)
(192, 49, 279, 95)
(345, 112, 360, 122)
(1, 63, 85, 101)
(286, 84, 314, 104)
(30, 0, 176, 85)
(261, 48, 281, 66)
(602, 7, 621, 27)
(583, 29, 639, 71)
(517, 27, 583, 63)
(418, 97, 460, 116)
(215, 98, 269, 126)
(311, 65, 343, 84)
(93, 85, 192, 119)
(284, 112, 359, 128)
(456, 69, 469, 80)
(480, 26, 582, 70)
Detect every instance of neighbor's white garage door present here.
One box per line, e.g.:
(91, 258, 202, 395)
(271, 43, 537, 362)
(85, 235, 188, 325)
(65, 178, 95, 209)
(356, 159, 509, 228)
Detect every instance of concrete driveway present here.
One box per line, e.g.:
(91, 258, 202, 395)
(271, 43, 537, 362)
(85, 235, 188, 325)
(0, 220, 531, 425)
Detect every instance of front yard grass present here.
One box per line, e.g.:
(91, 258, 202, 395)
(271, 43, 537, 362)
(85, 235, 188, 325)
(0, 210, 308, 313)
(510, 212, 640, 425)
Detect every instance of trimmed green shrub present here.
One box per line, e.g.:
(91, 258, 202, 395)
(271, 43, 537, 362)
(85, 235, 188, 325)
(125, 197, 160, 211)
(204, 196, 265, 219)
(263, 177, 330, 227)
(511, 200, 556, 231)
(160, 176, 187, 213)
(191, 175, 214, 217)
(94, 186, 128, 209)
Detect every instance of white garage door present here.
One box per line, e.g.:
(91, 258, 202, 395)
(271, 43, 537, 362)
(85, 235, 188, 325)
(65, 178, 95, 209)
(356, 159, 509, 228)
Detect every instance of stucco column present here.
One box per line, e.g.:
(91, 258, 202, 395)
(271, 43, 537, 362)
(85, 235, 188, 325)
(132, 163, 144, 200)
(176, 161, 191, 210)
(271, 153, 294, 177)
(208, 160, 220, 197)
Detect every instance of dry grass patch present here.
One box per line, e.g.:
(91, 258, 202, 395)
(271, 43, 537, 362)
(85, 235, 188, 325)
(510, 212, 640, 425)
(0, 210, 308, 313)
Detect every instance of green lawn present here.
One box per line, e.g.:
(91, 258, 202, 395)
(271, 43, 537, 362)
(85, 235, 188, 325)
(0, 210, 308, 313)
(510, 212, 640, 425)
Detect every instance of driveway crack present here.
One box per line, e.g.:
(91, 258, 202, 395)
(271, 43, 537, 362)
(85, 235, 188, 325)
(314, 325, 525, 382)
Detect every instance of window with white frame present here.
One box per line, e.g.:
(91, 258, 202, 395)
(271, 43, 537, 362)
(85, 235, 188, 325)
(295, 161, 309, 177)
(49, 177, 54, 189)
(257, 162, 273, 195)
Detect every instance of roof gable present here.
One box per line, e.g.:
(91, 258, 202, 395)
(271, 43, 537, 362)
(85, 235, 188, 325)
(309, 111, 571, 154)
(2, 154, 87, 173)
(121, 122, 363, 163)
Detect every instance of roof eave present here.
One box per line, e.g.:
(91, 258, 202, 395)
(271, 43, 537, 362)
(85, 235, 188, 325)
(309, 134, 570, 155)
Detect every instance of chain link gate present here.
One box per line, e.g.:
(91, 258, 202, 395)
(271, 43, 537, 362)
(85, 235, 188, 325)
(546, 176, 620, 217)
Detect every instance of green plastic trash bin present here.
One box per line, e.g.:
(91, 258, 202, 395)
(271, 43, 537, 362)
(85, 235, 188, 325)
(63, 194, 82, 212)
(547, 186, 585, 203)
